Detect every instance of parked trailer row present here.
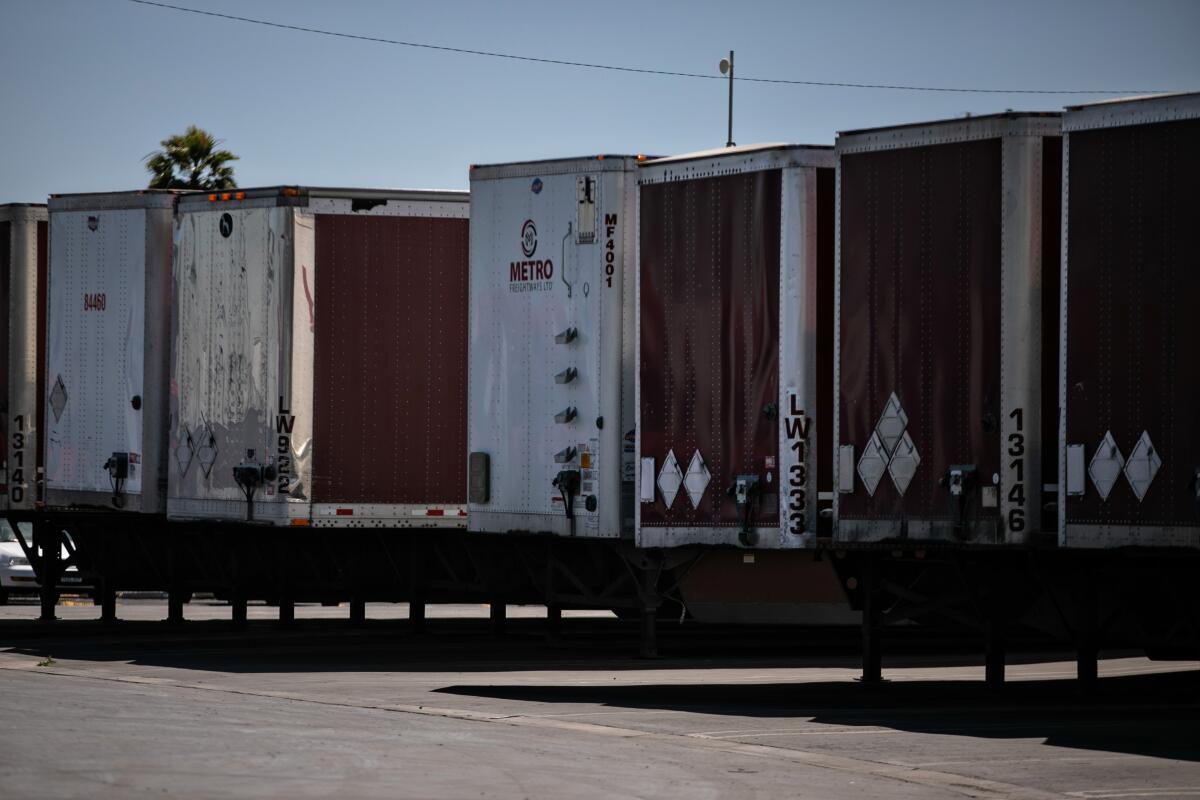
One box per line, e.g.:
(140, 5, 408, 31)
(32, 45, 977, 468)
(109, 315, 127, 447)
(5, 92, 1197, 671)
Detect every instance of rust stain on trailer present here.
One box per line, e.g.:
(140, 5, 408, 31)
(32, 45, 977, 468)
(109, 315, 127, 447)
(301, 264, 314, 333)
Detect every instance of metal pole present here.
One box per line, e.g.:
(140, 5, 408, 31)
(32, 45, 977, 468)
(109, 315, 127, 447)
(726, 50, 735, 148)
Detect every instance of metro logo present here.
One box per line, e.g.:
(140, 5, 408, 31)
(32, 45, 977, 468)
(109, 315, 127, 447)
(83, 293, 107, 311)
(508, 218, 555, 293)
(509, 260, 554, 282)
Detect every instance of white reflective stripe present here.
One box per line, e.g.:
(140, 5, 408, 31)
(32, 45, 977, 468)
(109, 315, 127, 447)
(640, 458, 656, 502)
(838, 445, 856, 493)
(1066, 444, 1086, 496)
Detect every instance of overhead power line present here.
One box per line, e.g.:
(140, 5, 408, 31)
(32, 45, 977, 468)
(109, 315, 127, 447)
(127, 0, 1177, 96)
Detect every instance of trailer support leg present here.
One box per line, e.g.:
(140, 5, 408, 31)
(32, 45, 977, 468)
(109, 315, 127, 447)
(860, 556, 882, 683)
(100, 583, 117, 625)
(350, 598, 366, 625)
(1076, 574, 1099, 690)
(545, 541, 560, 642)
(230, 546, 247, 628)
(985, 619, 1005, 689)
(99, 528, 117, 624)
(277, 539, 294, 626)
(231, 596, 247, 627)
(408, 597, 425, 633)
(639, 564, 658, 660)
(167, 589, 185, 625)
(167, 538, 185, 626)
(408, 539, 426, 634)
(35, 523, 59, 622)
(489, 598, 506, 639)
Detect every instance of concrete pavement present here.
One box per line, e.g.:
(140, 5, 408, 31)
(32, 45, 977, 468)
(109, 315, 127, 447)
(0, 601, 1197, 799)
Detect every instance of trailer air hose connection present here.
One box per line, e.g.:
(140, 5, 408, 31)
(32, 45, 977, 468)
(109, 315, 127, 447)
(233, 450, 277, 523)
(104, 452, 129, 509)
(553, 469, 581, 537)
(728, 475, 762, 547)
(939, 464, 977, 540)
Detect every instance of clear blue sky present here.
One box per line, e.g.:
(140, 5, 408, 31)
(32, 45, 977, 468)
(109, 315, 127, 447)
(2, 0, 1197, 202)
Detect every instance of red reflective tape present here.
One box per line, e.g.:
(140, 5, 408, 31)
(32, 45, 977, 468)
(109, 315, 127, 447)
(335, 508, 354, 516)
(425, 509, 445, 516)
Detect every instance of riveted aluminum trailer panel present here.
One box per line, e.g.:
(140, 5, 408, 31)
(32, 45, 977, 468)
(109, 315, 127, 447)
(834, 114, 1061, 544)
(0, 204, 47, 512)
(636, 144, 835, 549)
(467, 156, 639, 538)
(45, 191, 181, 513)
(168, 187, 469, 527)
(1059, 93, 1200, 548)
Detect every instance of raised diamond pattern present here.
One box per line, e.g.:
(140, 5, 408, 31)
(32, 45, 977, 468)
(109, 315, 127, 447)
(1123, 431, 1161, 502)
(887, 430, 921, 496)
(683, 450, 711, 510)
(857, 432, 889, 497)
(1088, 430, 1124, 501)
(656, 449, 683, 509)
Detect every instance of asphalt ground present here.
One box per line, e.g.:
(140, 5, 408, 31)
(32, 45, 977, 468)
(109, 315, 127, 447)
(1, 598, 1197, 799)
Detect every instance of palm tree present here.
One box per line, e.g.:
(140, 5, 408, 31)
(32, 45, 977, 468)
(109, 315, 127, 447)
(144, 125, 239, 189)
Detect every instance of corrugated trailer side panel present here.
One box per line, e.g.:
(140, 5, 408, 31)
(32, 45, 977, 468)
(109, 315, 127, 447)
(36, 219, 47, 502)
(838, 139, 1003, 537)
(1041, 137, 1062, 512)
(638, 169, 782, 532)
(1063, 115, 1200, 546)
(816, 168, 835, 513)
(0, 209, 49, 511)
(311, 215, 469, 505)
(0, 221, 8, 496)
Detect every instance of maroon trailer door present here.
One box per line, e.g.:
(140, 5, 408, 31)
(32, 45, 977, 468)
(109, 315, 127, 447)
(311, 214, 469, 505)
(1064, 117, 1200, 543)
(639, 169, 781, 531)
(838, 139, 1003, 537)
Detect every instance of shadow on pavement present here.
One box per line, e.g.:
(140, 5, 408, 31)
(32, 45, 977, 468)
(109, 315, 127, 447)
(435, 670, 1200, 762)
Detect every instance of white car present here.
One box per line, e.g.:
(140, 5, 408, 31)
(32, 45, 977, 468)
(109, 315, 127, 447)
(0, 521, 85, 604)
